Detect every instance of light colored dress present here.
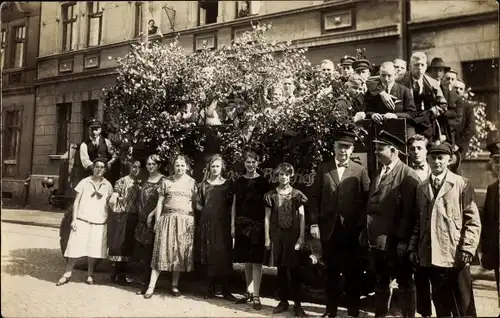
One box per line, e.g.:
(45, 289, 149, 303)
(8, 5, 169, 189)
(151, 175, 197, 271)
(64, 176, 113, 259)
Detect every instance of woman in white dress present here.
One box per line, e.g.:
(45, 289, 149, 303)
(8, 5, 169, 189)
(56, 157, 113, 286)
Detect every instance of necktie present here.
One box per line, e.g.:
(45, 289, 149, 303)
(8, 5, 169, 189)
(414, 80, 421, 95)
(377, 166, 390, 187)
(432, 177, 441, 195)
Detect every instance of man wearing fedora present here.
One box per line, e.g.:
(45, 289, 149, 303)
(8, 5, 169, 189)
(309, 130, 370, 318)
(365, 130, 420, 318)
(427, 57, 450, 85)
(440, 69, 458, 104)
(480, 138, 500, 310)
(409, 142, 481, 317)
(73, 119, 118, 186)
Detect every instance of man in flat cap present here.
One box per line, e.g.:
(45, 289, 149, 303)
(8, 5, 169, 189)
(364, 130, 419, 318)
(340, 55, 357, 79)
(309, 130, 370, 318)
(427, 57, 451, 85)
(409, 142, 481, 317)
(352, 59, 371, 94)
(74, 119, 118, 186)
(480, 138, 500, 310)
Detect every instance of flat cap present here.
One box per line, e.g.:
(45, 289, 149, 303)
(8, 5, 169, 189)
(352, 59, 371, 72)
(340, 55, 357, 66)
(428, 142, 453, 156)
(87, 119, 102, 128)
(373, 130, 406, 154)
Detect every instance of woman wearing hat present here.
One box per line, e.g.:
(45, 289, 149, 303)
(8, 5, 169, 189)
(56, 157, 114, 286)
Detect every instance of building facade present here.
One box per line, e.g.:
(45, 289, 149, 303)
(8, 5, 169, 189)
(18, 0, 500, 208)
(1, 2, 40, 206)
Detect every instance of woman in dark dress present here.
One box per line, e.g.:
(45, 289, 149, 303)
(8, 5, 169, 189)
(195, 154, 236, 301)
(232, 151, 269, 310)
(135, 155, 165, 295)
(108, 160, 141, 284)
(264, 162, 307, 317)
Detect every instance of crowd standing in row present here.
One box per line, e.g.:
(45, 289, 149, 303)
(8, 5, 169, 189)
(56, 50, 499, 318)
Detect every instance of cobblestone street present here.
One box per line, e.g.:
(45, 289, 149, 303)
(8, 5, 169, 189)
(1, 220, 498, 317)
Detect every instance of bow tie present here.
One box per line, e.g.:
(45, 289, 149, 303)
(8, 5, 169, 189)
(413, 164, 425, 170)
(337, 162, 348, 168)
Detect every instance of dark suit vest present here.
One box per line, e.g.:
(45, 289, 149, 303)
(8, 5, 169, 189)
(413, 82, 434, 111)
(85, 137, 111, 161)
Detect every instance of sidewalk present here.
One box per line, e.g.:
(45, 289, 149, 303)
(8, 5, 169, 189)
(1, 208, 64, 229)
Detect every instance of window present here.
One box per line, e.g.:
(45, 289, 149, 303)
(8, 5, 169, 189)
(134, 2, 143, 37)
(198, 0, 218, 26)
(81, 100, 98, 141)
(1, 29, 6, 69)
(62, 3, 77, 52)
(56, 103, 72, 154)
(13, 26, 25, 68)
(2, 110, 21, 161)
(87, 1, 103, 47)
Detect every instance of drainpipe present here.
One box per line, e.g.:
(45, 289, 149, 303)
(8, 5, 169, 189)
(400, 0, 411, 62)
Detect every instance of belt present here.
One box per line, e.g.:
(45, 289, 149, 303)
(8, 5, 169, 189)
(77, 217, 106, 225)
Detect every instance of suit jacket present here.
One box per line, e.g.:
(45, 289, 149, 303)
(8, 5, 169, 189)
(364, 82, 416, 123)
(309, 159, 370, 242)
(365, 159, 420, 251)
(398, 72, 447, 140)
(409, 171, 481, 268)
(454, 99, 476, 155)
(480, 180, 499, 270)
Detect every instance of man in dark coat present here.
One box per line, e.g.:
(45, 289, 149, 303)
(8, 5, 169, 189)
(452, 80, 476, 158)
(365, 130, 420, 318)
(309, 130, 370, 318)
(364, 62, 416, 132)
(481, 139, 500, 309)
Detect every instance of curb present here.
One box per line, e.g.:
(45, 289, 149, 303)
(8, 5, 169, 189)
(1, 219, 60, 229)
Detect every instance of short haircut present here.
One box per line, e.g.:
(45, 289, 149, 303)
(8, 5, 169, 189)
(380, 61, 396, 72)
(243, 151, 260, 162)
(411, 52, 427, 63)
(408, 134, 429, 146)
(275, 162, 294, 176)
(393, 58, 407, 67)
(321, 59, 334, 67)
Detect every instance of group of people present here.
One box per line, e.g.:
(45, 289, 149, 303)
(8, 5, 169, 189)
(54, 48, 498, 318)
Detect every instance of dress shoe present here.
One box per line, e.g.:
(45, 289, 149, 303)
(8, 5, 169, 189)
(252, 296, 262, 310)
(273, 301, 289, 314)
(56, 276, 71, 286)
(171, 287, 181, 297)
(294, 305, 307, 317)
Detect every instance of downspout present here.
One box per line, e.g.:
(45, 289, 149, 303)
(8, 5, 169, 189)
(401, 0, 411, 62)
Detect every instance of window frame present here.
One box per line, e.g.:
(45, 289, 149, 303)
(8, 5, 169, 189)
(198, 0, 219, 26)
(56, 103, 72, 155)
(87, 1, 103, 47)
(1, 28, 6, 69)
(11, 25, 26, 68)
(2, 109, 22, 163)
(62, 2, 77, 52)
(134, 2, 143, 38)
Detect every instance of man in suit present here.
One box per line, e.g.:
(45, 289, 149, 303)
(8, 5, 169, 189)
(452, 80, 476, 158)
(365, 130, 419, 318)
(407, 134, 432, 317)
(440, 69, 458, 104)
(426, 57, 450, 85)
(364, 62, 416, 129)
(481, 139, 500, 310)
(309, 130, 370, 318)
(397, 52, 449, 143)
(394, 59, 407, 81)
(409, 143, 481, 317)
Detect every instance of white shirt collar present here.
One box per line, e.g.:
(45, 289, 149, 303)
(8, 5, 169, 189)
(383, 158, 399, 172)
(431, 170, 447, 183)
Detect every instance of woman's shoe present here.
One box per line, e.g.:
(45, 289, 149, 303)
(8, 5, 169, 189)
(86, 276, 94, 285)
(56, 275, 71, 286)
(171, 286, 181, 297)
(235, 292, 252, 304)
(252, 296, 262, 310)
(144, 286, 155, 299)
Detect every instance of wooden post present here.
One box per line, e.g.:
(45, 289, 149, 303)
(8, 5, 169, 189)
(140, 1, 149, 44)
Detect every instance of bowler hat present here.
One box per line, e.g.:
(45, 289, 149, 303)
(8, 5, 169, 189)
(373, 130, 406, 154)
(352, 59, 371, 72)
(335, 130, 357, 145)
(340, 55, 357, 66)
(428, 142, 453, 156)
(428, 57, 451, 72)
(87, 119, 102, 129)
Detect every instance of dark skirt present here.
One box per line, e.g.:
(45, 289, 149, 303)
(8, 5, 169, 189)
(269, 228, 301, 269)
(195, 217, 233, 277)
(233, 218, 266, 264)
(107, 212, 138, 261)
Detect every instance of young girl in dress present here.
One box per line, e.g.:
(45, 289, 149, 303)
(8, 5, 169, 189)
(56, 157, 114, 286)
(145, 154, 197, 299)
(232, 151, 269, 309)
(264, 162, 307, 317)
(108, 159, 141, 284)
(195, 154, 236, 301)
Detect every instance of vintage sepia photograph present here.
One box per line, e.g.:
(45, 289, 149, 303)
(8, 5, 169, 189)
(1, 0, 499, 317)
